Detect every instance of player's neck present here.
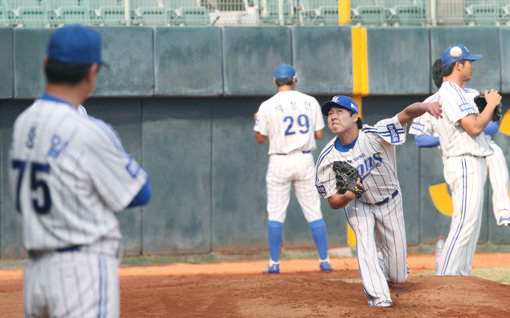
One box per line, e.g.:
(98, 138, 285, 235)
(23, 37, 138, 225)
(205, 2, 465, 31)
(45, 84, 86, 109)
(336, 128, 359, 146)
(277, 85, 294, 92)
(443, 75, 465, 88)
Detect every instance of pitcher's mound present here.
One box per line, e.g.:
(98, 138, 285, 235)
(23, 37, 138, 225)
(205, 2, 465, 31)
(121, 271, 510, 317)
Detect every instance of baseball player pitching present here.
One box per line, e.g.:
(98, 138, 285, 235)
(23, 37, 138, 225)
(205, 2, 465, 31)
(315, 95, 441, 307)
(409, 58, 510, 228)
(423, 45, 501, 276)
(253, 64, 333, 274)
(8, 25, 151, 318)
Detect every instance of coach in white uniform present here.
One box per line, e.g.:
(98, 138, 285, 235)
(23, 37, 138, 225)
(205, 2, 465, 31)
(315, 95, 440, 307)
(9, 25, 151, 317)
(429, 45, 501, 276)
(253, 64, 333, 274)
(410, 58, 510, 228)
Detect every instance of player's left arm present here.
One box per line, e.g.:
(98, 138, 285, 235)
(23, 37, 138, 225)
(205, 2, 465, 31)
(397, 101, 442, 126)
(327, 184, 359, 209)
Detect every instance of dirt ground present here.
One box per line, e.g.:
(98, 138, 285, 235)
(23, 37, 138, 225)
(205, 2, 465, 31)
(0, 253, 509, 317)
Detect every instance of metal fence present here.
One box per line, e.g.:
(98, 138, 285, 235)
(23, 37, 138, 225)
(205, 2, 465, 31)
(0, 1, 509, 27)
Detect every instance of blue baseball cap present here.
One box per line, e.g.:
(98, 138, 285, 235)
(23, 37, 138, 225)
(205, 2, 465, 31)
(441, 45, 481, 66)
(47, 25, 106, 65)
(321, 95, 358, 116)
(274, 64, 296, 79)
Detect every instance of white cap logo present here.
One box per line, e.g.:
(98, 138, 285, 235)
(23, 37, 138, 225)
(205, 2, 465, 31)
(450, 46, 463, 58)
(333, 96, 339, 102)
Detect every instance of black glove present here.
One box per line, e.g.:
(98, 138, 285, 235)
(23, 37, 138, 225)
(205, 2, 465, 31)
(473, 94, 503, 122)
(332, 161, 365, 198)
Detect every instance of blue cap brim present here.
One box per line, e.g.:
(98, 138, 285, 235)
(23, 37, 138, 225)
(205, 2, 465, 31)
(321, 101, 342, 116)
(466, 53, 482, 61)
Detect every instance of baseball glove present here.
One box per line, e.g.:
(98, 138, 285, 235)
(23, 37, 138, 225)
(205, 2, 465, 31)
(332, 161, 365, 198)
(473, 94, 503, 122)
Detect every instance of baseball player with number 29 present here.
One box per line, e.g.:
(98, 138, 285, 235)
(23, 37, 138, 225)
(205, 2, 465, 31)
(315, 95, 441, 307)
(254, 64, 333, 274)
(9, 25, 151, 317)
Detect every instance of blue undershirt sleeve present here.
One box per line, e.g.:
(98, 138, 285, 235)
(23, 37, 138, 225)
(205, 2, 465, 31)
(415, 135, 440, 148)
(483, 121, 498, 136)
(127, 176, 151, 208)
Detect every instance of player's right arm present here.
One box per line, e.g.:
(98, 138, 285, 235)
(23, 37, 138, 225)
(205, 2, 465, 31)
(314, 129, 324, 140)
(459, 89, 502, 136)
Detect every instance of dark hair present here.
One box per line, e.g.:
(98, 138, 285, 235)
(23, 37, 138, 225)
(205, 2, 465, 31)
(347, 109, 363, 129)
(275, 78, 294, 87)
(441, 59, 466, 78)
(432, 58, 444, 89)
(44, 58, 94, 85)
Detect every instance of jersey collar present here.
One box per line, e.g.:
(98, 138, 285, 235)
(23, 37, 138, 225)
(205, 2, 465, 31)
(40, 93, 77, 111)
(334, 136, 357, 152)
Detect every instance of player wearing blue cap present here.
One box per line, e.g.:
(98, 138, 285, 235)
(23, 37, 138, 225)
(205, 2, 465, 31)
(409, 58, 510, 229)
(315, 95, 441, 307)
(8, 25, 151, 317)
(417, 45, 502, 276)
(254, 64, 333, 274)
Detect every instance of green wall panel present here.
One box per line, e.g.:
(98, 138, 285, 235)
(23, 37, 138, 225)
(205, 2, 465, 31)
(92, 27, 154, 97)
(222, 26, 292, 96)
(430, 27, 500, 93)
(0, 28, 13, 99)
(211, 97, 267, 251)
(367, 28, 430, 95)
(499, 29, 510, 93)
(0, 102, 28, 258)
(83, 99, 144, 256)
(13, 29, 52, 98)
(154, 27, 223, 96)
(141, 99, 212, 254)
(292, 26, 352, 95)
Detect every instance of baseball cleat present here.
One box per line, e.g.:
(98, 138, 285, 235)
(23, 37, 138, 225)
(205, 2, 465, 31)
(498, 216, 510, 227)
(320, 261, 333, 273)
(374, 300, 393, 308)
(262, 264, 279, 274)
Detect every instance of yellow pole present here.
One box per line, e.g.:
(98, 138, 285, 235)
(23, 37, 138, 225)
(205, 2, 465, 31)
(347, 25, 369, 247)
(339, 0, 351, 25)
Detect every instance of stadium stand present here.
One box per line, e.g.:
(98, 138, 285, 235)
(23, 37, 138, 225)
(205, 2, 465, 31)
(7, 0, 48, 27)
(88, 0, 126, 26)
(47, 0, 91, 26)
(132, 0, 172, 26)
(464, 0, 501, 25)
(350, 0, 386, 26)
(298, 0, 339, 25)
(258, 0, 297, 25)
(384, 0, 426, 26)
(165, 0, 212, 25)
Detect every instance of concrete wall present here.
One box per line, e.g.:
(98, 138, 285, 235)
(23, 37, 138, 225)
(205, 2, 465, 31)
(0, 26, 509, 258)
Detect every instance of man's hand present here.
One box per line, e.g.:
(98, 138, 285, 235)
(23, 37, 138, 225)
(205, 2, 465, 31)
(426, 101, 442, 118)
(484, 89, 502, 109)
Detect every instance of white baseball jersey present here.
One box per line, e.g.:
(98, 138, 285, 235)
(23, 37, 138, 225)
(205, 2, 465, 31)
(316, 115, 405, 204)
(420, 81, 491, 275)
(315, 115, 408, 306)
(410, 88, 510, 226)
(9, 94, 147, 317)
(254, 90, 324, 155)
(254, 90, 325, 223)
(432, 81, 493, 158)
